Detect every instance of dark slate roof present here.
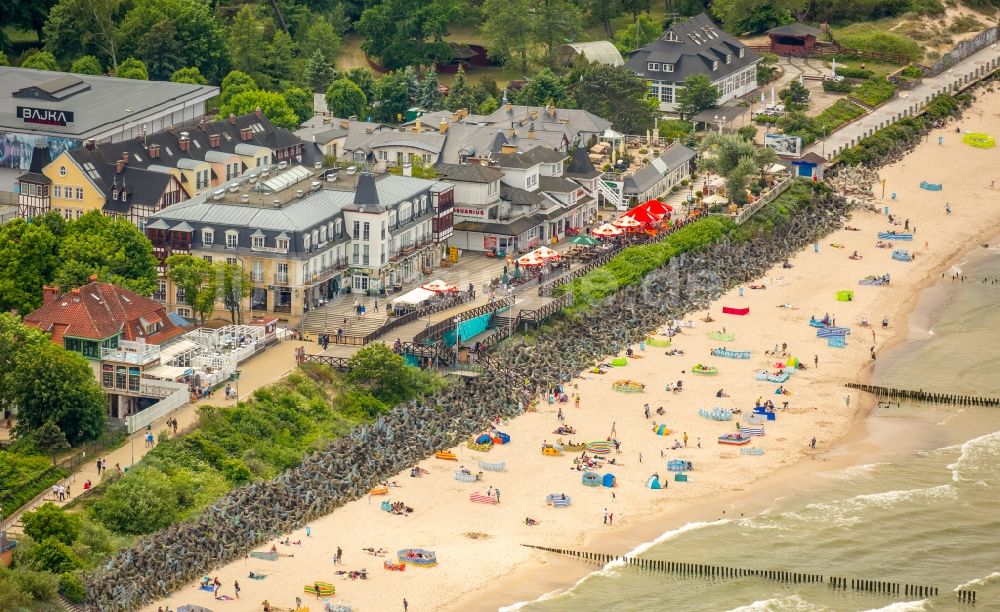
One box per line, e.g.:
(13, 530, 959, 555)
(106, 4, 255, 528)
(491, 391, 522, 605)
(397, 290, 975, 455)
(352, 172, 381, 209)
(454, 213, 545, 236)
(625, 13, 760, 85)
(565, 146, 601, 179)
(538, 175, 579, 194)
(767, 23, 822, 37)
(501, 183, 546, 207)
(29, 145, 51, 174)
(523, 147, 569, 165)
(498, 151, 539, 170)
(623, 145, 696, 194)
(434, 162, 503, 184)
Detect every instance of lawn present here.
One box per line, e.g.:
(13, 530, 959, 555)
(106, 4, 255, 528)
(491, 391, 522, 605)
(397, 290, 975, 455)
(0, 450, 68, 517)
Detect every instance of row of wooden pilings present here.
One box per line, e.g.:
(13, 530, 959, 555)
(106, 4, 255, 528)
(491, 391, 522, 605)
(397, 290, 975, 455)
(522, 545, 976, 604)
(846, 382, 999, 406)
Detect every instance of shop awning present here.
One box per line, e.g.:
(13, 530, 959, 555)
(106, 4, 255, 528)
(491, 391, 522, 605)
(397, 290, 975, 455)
(392, 287, 436, 306)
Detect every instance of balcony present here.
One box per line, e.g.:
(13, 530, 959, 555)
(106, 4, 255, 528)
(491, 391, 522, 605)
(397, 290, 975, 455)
(306, 260, 347, 286)
(273, 273, 290, 285)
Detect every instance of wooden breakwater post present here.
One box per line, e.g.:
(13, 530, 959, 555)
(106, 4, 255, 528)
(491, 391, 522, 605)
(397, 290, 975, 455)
(845, 383, 1000, 407)
(957, 590, 977, 604)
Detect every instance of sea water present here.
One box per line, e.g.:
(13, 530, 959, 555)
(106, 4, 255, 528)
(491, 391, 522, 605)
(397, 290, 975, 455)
(513, 247, 1000, 612)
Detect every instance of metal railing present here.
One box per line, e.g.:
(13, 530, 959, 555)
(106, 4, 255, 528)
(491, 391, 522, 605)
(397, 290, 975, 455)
(295, 353, 353, 370)
(412, 296, 513, 345)
(734, 176, 793, 225)
(520, 292, 573, 326)
(360, 292, 476, 344)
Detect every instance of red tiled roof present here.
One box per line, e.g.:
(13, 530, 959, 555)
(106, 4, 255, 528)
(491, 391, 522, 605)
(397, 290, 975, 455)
(23, 282, 184, 345)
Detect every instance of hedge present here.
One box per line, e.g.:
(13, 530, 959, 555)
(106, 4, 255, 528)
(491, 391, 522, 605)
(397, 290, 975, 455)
(0, 452, 69, 517)
(813, 99, 866, 134)
(851, 78, 897, 107)
(822, 79, 855, 94)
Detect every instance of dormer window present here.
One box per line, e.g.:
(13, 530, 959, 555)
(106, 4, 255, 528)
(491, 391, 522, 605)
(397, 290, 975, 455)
(664, 64, 674, 73)
(726, 54, 732, 64)
(712, 61, 718, 70)
(648, 62, 660, 72)
(664, 31, 679, 42)
(739, 48, 745, 58)
(202, 229, 214, 246)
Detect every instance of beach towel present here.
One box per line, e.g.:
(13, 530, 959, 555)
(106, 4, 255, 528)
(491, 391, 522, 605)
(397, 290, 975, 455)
(248, 574, 267, 581)
(249, 551, 279, 561)
(215, 595, 235, 601)
(470, 492, 498, 504)
(198, 585, 215, 592)
(816, 327, 850, 338)
(722, 306, 749, 316)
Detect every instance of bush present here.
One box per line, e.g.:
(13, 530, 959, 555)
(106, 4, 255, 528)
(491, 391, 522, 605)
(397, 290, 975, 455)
(836, 28, 923, 62)
(900, 65, 923, 80)
(851, 78, 896, 107)
(59, 572, 86, 603)
(89, 468, 180, 535)
(22, 503, 81, 546)
(823, 79, 855, 94)
(813, 99, 866, 134)
(8, 567, 59, 602)
(28, 538, 82, 574)
(834, 64, 874, 79)
(0, 451, 68, 518)
(659, 119, 693, 141)
(754, 114, 778, 125)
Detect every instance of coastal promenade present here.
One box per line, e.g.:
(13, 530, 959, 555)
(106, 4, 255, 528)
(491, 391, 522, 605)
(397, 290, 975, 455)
(810, 38, 1000, 159)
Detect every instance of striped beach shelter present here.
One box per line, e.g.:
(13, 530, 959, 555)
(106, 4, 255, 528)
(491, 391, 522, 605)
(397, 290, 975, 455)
(586, 440, 614, 454)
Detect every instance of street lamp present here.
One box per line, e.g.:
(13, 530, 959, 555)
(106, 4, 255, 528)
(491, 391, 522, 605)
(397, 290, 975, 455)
(230, 369, 241, 402)
(454, 315, 462, 367)
(507, 286, 515, 338)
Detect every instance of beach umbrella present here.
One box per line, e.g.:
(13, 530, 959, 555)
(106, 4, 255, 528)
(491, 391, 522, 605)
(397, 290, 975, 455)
(652, 424, 671, 436)
(517, 252, 544, 267)
(531, 246, 561, 260)
(586, 441, 614, 454)
(422, 279, 457, 292)
(760, 91, 766, 105)
(640, 199, 672, 216)
(621, 207, 659, 225)
(612, 215, 642, 230)
(567, 235, 600, 246)
(703, 194, 729, 205)
(592, 223, 623, 238)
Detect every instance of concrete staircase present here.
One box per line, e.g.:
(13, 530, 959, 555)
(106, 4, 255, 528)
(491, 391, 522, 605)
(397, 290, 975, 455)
(301, 297, 388, 338)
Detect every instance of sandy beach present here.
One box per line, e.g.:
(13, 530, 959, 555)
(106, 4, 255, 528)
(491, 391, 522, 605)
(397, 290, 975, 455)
(146, 88, 1000, 612)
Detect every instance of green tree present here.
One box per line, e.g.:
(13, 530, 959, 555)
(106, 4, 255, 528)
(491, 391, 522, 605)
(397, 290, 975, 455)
(614, 14, 660, 53)
(711, 0, 804, 33)
(165, 254, 215, 323)
(69, 55, 103, 75)
(300, 17, 343, 64)
(304, 50, 337, 93)
(115, 57, 148, 80)
(573, 64, 656, 134)
(33, 422, 71, 466)
(265, 29, 298, 89)
(372, 70, 411, 122)
(582, 0, 623, 38)
(0, 314, 49, 420)
(89, 468, 179, 534)
(445, 65, 476, 112)
(345, 67, 376, 102)
(118, 0, 229, 82)
(219, 70, 257, 107)
(358, 0, 464, 70)
(676, 73, 720, 119)
(477, 96, 499, 114)
(515, 68, 567, 106)
(535, 0, 582, 66)
(345, 344, 436, 405)
(10, 340, 106, 444)
(0, 219, 61, 315)
(285, 87, 313, 125)
(697, 131, 760, 206)
(418, 67, 444, 110)
(22, 503, 81, 546)
(1, 0, 59, 41)
(21, 50, 60, 71)
(170, 66, 208, 85)
(136, 18, 185, 80)
(480, 0, 533, 72)
(217, 89, 299, 129)
(780, 78, 810, 108)
(402, 65, 420, 103)
(215, 262, 252, 324)
(42, 0, 123, 70)
(55, 211, 158, 296)
(227, 5, 273, 86)
(28, 538, 82, 574)
(325, 78, 368, 118)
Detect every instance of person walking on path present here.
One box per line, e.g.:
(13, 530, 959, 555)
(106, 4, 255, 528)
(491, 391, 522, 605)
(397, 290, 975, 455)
(336, 546, 342, 564)
(495, 487, 501, 503)
(814, 355, 818, 369)
(683, 432, 688, 447)
(810, 436, 817, 449)
(604, 508, 608, 524)
(373, 297, 379, 313)
(403, 598, 409, 612)
(234, 580, 240, 599)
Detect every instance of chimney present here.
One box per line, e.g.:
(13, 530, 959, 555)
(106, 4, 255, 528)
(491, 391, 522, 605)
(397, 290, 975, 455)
(85, 139, 95, 151)
(547, 104, 556, 117)
(528, 122, 536, 139)
(71, 288, 81, 302)
(402, 163, 412, 177)
(254, 106, 263, 119)
(148, 144, 160, 159)
(415, 118, 421, 133)
(439, 120, 448, 134)
(505, 102, 512, 113)
(364, 126, 374, 134)
(501, 144, 517, 154)
(506, 122, 515, 138)
(116, 159, 126, 173)
(198, 117, 207, 132)
(228, 113, 237, 125)
(339, 120, 349, 129)
(240, 127, 252, 141)
(529, 109, 538, 120)
(179, 132, 190, 152)
(121, 151, 130, 163)
(167, 124, 176, 135)
(88, 274, 99, 282)
(209, 133, 220, 147)
(42, 285, 61, 305)
(452, 111, 462, 123)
